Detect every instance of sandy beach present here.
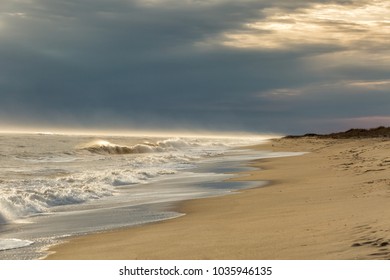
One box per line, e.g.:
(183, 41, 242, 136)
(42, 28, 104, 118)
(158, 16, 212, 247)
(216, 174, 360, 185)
(45, 137, 390, 260)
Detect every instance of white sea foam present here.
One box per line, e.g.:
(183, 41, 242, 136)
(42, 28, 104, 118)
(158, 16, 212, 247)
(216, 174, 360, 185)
(0, 135, 269, 224)
(0, 176, 113, 223)
(0, 239, 34, 251)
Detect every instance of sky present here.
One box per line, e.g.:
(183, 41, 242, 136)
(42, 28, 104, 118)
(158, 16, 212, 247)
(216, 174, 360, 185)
(0, 0, 389, 134)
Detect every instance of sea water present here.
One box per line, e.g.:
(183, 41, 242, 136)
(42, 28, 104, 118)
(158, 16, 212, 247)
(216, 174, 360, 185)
(0, 133, 299, 259)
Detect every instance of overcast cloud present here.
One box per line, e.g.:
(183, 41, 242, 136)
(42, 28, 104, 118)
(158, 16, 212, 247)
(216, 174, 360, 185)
(0, 0, 389, 134)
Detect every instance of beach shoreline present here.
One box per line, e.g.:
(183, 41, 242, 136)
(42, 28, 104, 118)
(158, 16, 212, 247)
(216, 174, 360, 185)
(45, 137, 390, 260)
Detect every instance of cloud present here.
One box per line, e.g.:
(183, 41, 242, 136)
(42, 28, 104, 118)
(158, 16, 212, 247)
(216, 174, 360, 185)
(0, 0, 389, 134)
(219, 0, 390, 51)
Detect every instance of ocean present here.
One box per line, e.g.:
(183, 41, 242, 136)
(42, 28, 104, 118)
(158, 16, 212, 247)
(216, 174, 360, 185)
(0, 133, 296, 259)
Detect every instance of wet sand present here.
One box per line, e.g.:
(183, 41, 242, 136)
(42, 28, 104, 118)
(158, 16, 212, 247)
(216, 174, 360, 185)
(45, 137, 390, 259)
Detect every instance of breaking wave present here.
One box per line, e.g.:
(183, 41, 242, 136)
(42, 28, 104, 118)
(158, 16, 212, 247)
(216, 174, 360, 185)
(81, 140, 157, 154)
(80, 138, 195, 155)
(0, 175, 113, 223)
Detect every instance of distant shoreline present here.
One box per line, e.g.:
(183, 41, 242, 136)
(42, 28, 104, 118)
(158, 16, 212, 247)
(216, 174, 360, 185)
(285, 126, 390, 139)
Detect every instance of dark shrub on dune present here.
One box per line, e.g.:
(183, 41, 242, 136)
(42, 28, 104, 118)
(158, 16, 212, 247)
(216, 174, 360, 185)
(285, 126, 390, 139)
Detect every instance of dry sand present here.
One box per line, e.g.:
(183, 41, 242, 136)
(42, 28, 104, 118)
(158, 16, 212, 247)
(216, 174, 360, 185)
(45, 138, 390, 260)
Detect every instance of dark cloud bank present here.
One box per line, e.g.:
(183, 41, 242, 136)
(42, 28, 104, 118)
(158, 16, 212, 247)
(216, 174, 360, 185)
(0, 0, 389, 134)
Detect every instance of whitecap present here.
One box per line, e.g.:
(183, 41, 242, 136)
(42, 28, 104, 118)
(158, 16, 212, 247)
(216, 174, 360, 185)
(0, 239, 34, 251)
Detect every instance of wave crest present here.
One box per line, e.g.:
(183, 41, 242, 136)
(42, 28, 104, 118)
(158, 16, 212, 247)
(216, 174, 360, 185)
(81, 140, 160, 155)
(80, 138, 194, 155)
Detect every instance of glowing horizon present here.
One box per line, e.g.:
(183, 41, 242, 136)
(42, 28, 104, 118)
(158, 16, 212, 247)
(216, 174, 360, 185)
(0, 124, 281, 139)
